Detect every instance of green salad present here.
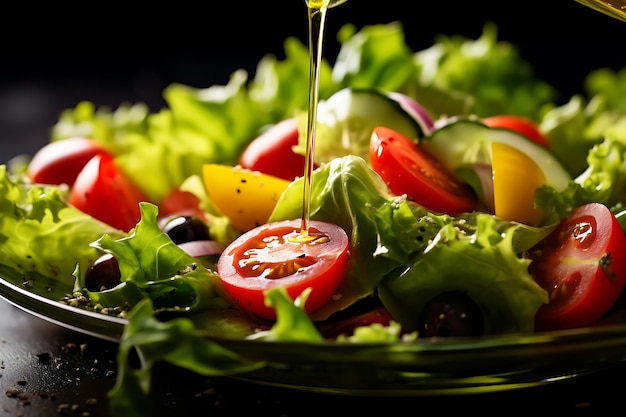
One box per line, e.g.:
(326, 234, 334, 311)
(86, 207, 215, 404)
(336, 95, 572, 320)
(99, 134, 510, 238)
(2, 22, 626, 416)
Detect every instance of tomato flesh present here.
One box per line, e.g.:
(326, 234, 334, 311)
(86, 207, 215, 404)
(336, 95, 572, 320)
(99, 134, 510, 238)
(217, 219, 350, 320)
(370, 126, 477, 215)
(528, 203, 626, 330)
(27, 137, 110, 187)
(69, 154, 150, 232)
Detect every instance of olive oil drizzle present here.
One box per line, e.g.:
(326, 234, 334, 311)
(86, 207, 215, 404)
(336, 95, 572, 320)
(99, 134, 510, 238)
(296, 0, 346, 243)
(290, 0, 346, 244)
(300, 2, 328, 239)
(576, 0, 626, 22)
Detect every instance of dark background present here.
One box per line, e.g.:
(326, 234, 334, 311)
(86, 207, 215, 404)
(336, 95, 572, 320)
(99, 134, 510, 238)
(1, 0, 624, 162)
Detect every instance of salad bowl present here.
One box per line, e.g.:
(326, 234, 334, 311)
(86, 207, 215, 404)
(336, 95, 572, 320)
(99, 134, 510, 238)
(2, 271, 626, 396)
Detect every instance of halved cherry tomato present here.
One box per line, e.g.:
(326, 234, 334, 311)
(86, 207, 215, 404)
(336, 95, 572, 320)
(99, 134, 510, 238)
(69, 154, 151, 232)
(370, 126, 477, 215)
(203, 164, 291, 232)
(491, 141, 546, 225)
(217, 219, 350, 320)
(239, 118, 313, 181)
(27, 137, 110, 187)
(482, 115, 550, 148)
(528, 203, 626, 331)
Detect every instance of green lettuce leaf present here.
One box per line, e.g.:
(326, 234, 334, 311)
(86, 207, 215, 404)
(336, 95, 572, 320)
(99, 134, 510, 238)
(88, 203, 231, 313)
(540, 68, 626, 177)
(413, 22, 556, 120)
(333, 22, 420, 94)
(378, 214, 548, 335)
(0, 166, 123, 295)
(536, 132, 626, 221)
(247, 287, 324, 342)
(108, 298, 264, 417)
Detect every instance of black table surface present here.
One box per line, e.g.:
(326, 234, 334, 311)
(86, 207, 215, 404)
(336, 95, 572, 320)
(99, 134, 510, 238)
(1, 1, 626, 416)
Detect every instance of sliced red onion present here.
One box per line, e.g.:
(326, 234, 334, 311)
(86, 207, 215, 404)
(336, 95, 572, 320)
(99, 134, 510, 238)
(471, 163, 495, 213)
(387, 91, 435, 136)
(177, 240, 223, 258)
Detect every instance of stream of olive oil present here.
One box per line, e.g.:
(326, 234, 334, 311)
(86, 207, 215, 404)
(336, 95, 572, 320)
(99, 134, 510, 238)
(576, 0, 626, 22)
(299, 0, 346, 237)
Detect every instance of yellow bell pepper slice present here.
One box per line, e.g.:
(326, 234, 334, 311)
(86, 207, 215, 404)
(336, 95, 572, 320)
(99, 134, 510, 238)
(492, 142, 546, 225)
(202, 164, 291, 232)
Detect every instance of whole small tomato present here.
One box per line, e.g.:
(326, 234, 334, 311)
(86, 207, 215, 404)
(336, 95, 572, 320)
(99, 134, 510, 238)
(27, 137, 110, 187)
(482, 115, 550, 148)
(239, 118, 312, 181)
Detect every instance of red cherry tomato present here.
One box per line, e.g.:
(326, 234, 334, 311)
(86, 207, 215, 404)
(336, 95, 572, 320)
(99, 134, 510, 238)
(27, 137, 110, 187)
(217, 219, 350, 320)
(528, 203, 626, 331)
(158, 187, 206, 221)
(369, 126, 477, 215)
(238, 118, 312, 181)
(482, 115, 550, 148)
(317, 305, 394, 338)
(69, 154, 150, 232)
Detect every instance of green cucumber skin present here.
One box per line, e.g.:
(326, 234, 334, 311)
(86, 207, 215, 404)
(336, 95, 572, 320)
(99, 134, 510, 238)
(422, 119, 571, 191)
(309, 88, 429, 165)
(323, 87, 427, 139)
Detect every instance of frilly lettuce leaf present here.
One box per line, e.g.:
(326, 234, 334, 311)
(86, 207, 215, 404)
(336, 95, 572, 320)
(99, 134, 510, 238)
(540, 67, 626, 177)
(535, 132, 626, 221)
(0, 166, 123, 294)
(330, 22, 556, 120)
(335, 320, 411, 343)
(108, 298, 264, 417)
(247, 287, 324, 342)
(536, 69, 626, 220)
(539, 96, 603, 177)
(575, 132, 626, 209)
(249, 36, 337, 116)
(332, 22, 420, 94)
(412, 22, 556, 120)
(51, 100, 152, 155)
(378, 214, 548, 335)
(87, 202, 231, 313)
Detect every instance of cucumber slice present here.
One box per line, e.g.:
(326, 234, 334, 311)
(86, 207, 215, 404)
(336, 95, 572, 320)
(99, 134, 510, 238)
(422, 119, 571, 191)
(296, 87, 431, 164)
